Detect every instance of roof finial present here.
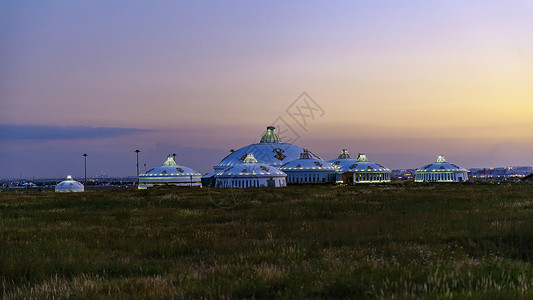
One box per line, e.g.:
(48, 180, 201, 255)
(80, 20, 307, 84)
(338, 149, 351, 159)
(357, 153, 369, 162)
(163, 156, 177, 166)
(300, 149, 312, 159)
(243, 153, 258, 163)
(436, 155, 447, 163)
(260, 126, 281, 143)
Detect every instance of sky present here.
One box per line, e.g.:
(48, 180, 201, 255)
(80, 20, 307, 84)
(1, 1, 532, 178)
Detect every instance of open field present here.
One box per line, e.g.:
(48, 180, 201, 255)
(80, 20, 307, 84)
(2, 183, 533, 298)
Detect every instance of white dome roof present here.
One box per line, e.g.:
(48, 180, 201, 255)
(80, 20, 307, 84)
(280, 149, 337, 172)
(55, 175, 84, 192)
(328, 150, 391, 173)
(139, 156, 201, 179)
(415, 155, 469, 173)
(214, 126, 319, 171)
(215, 153, 286, 179)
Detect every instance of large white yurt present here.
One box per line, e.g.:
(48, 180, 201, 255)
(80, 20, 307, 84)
(280, 149, 340, 184)
(213, 126, 319, 172)
(215, 153, 286, 188)
(328, 149, 391, 184)
(55, 175, 84, 192)
(415, 155, 469, 182)
(138, 156, 202, 189)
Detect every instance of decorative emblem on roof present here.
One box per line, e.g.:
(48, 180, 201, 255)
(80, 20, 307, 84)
(162, 170, 167, 174)
(332, 161, 340, 167)
(349, 164, 357, 169)
(260, 166, 270, 172)
(176, 168, 184, 173)
(241, 169, 248, 173)
(314, 161, 322, 167)
(295, 164, 301, 168)
(273, 148, 286, 161)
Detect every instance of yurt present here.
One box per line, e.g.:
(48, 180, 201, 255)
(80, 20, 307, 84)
(213, 126, 319, 172)
(280, 149, 340, 184)
(55, 175, 84, 192)
(328, 149, 391, 184)
(138, 156, 202, 189)
(415, 155, 469, 182)
(215, 153, 286, 188)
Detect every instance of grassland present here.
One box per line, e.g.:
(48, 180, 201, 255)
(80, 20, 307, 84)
(2, 182, 533, 298)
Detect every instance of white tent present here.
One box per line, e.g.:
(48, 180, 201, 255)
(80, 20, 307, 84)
(55, 175, 84, 192)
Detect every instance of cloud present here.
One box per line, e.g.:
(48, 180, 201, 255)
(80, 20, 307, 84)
(0, 124, 152, 141)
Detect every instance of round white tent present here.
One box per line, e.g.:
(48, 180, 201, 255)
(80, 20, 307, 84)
(55, 175, 84, 192)
(415, 155, 469, 182)
(138, 156, 202, 189)
(280, 149, 339, 184)
(215, 153, 287, 188)
(328, 149, 391, 184)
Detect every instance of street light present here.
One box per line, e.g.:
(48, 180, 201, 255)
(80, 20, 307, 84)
(135, 149, 140, 185)
(83, 153, 88, 190)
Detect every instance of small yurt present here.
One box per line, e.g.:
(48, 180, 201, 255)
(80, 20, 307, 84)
(55, 175, 84, 192)
(415, 155, 469, 182)
(280, 149, 340, 184)
(138, 156, 202, 189)
(328, 149, 391, 184)
(215, 153, 286, 188)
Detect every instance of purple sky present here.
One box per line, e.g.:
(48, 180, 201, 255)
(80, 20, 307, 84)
(1, 1, 533, 178)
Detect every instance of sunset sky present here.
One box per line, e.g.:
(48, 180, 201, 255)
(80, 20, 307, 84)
(1, 1, 532, 178)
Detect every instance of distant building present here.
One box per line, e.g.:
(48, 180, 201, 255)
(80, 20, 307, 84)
(55, 175, 84, 192)
(415, 155, 469, 182)
(328, 149, 391, 184)
(280, 149, 340, 184)
(138, 156, 202, 189)
(215, 153, 286, 188)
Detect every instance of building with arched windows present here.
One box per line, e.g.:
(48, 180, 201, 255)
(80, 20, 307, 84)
(215, 153, 286, 188)
(280, 149, 340, 184)
(415, 155, 469, 182)
(138, 156, 202, 189)
(55, 175, 84, 192)
(328, 149, 391, 183)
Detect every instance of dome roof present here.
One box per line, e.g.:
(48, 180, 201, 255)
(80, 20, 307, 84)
(415, 155, 468, 173)
(214, 126, 319, 171)
(55, 175, 84, 192)
(328, 150, 391, 173)
(215, 153, 286, 178)
(139, 156, 201, 178)
(280, 149, 337, 172)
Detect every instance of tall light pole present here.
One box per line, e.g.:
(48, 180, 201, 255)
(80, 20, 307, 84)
(135, 149, 140, 185)
(83, 153, 88, 190)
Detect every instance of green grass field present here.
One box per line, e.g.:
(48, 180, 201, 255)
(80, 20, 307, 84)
(2, 182, 533, 298)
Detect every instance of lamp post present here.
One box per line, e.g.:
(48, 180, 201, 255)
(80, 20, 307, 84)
(83, 153, 88, 190)
(135, 149, 140, 185)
